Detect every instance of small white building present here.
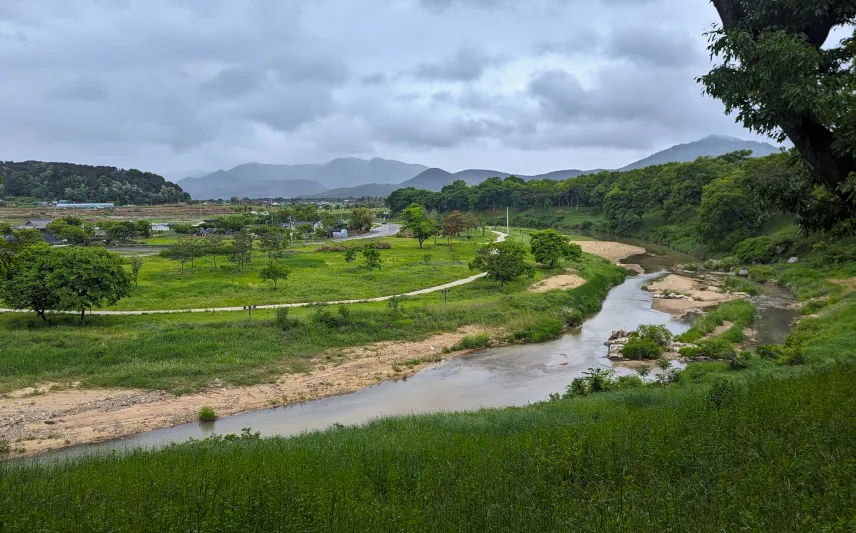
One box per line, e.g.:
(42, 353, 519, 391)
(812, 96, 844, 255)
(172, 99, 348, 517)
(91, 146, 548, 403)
(152, 223, 171, 232)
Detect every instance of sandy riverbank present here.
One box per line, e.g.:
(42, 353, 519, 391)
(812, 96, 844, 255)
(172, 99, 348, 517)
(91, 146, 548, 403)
(647, 274, 745, 318)
(0, 326, 498, 458)
(575, 240, 646, 262)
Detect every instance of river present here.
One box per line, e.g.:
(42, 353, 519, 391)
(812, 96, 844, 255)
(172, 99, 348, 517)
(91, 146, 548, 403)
(33, 245, 797, 462)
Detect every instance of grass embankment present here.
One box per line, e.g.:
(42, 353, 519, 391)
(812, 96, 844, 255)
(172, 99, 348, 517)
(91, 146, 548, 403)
(1, 344, 853, 530)
(110, 235, 496, 310)
(0, 254, 625, 394)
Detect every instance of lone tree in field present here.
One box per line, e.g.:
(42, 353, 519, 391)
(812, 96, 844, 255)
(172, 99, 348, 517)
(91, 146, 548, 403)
(401, 204, 438, 249)
(343, 247, 358, 264)
(2, 246, 130, 323)
(130, 256, 143, 286)
(362, 242, 383, 271)
(699, 0, 856, 230)
(259, 261, 290, 289)
(529, 229, 582, 267)
(469, 240, 534, 288)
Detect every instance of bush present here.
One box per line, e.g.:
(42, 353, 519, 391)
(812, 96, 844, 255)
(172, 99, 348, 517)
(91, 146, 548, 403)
(375, 241, 392, 250)
(694, 338, 736, 360)
(198, 406, 217, 422)
(0, 439, 9, 456)
(721, 256, 741, 270)
(560, 307, 584, 328)
(273, 308, 300, 331)
(632, 324, 673, 348)
(452, 333, 492, 351)
(313, 307, 343, 328)
(622, 337, 662, 360)
(728, 351, 752, 371)
(559, 368, 644, 398)
(748, 265, 775, 283)
(734, 237, 776, 263)
(723, 277, 759, 295)
(511, 316, 564, 343)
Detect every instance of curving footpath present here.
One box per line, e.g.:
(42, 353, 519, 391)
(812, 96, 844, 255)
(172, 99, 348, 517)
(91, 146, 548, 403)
(0, 231, 507, 316)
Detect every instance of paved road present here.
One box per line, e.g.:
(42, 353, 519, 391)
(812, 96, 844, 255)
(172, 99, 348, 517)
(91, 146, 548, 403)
(0, 231, 507, 316)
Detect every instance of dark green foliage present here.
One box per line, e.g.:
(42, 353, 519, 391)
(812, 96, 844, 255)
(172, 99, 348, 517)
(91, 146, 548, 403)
(559, 307, 584, 327)
(259, 261, 289, 289)
(197, 406, 217, 422)
(748, 265, 775, 283)
(0, 160, 188, 204)
(362, 243, 383, 271)
(561, 368, 644, 398)
(723, 276, 759, 295)
(451, 333, 491, 351)
(343, 247, 358, 263)
(683, 338, 737, 360)
(734, 236, 776, 263)
(129, 256, 143, 287)
(632, 324, 673, 348)
(510, 316, 564, 343)
(528, 229, 582, 267)
(622, 337, 662, 360)
(273, 308, 300, 331)
(469, 241, 534, 287)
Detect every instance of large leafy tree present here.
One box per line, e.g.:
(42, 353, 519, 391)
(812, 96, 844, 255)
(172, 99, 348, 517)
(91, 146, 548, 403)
(349, 208, 374, 234)
(2, 246, 130, 322)
(699, 0, 856, 229)
(529, 230, 582, 267)
(469, 241, 534, 288)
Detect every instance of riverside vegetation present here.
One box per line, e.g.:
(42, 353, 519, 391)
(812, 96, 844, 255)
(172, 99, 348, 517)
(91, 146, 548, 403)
(2, 3, 856, 529)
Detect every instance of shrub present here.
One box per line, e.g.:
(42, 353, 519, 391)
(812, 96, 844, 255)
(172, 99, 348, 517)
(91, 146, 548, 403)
(632, 324, 673, 348)
(560, 368, 643, 398)
(734, 236, 776, 263)
(313, 307, 343, 328)
(748, 265, 775, 283)
(511, 316, 564, 343)
(560, 307, 584, 328)
(721, 256, 741, 270)
(622, 337, 662, 360)
(422, 253, 432, 263)
(273, 308, 300, 331)
(755, 344, 782, 360)
(316, 244, 351, 253)
(198, 406, 217, 422)
(375, 241, 392, 250)
(337, 305, 351, 326)
(800, 300, 828, 315)
(0, 439, 9, 456)
(723, 277, 759, 295)
(694, 338, 736, 360)
(728, 351, 752, 371)
(452, 333, 492, 351)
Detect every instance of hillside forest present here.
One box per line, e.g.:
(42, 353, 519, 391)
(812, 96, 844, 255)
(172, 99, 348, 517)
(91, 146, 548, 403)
(0, 161, 189, 205)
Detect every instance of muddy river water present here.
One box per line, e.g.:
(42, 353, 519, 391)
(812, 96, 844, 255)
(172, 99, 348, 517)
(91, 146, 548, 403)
(36, 245, 797, 462)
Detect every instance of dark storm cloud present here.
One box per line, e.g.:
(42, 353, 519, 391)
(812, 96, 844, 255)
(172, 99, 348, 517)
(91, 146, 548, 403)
(0, 0, 756, 175)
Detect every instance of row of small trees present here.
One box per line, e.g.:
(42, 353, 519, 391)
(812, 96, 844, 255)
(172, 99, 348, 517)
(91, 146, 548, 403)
(400, 204, 484, 249)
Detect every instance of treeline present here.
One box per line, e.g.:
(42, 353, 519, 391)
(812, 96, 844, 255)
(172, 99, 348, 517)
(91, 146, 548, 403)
(0, 161, 189, 205)
(388, 150, 793, 253)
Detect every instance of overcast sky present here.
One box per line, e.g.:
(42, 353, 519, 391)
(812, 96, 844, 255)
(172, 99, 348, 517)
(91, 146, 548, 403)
(0, 0, 784, 178)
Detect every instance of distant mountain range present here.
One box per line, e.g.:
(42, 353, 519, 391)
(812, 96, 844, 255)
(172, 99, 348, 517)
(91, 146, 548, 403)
(177, 135, 780, 199)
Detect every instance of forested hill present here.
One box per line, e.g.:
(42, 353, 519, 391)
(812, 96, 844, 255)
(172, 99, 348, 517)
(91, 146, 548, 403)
(387, 150, 797, 256)
(0, 161, 190, 204)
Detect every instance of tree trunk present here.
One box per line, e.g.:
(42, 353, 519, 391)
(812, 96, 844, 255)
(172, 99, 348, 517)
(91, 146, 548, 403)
(213, 254, 217, 268)
(37, 309, 46, 322)
(79, 308, 86, 324)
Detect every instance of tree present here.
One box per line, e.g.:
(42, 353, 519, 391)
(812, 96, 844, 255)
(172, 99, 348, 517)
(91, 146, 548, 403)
(0, 244, 58, 321)
(228, 230, 254, 270)
(442, 211, 467, 249)
(349, 207, 374, 234)
(15, 247, 130, 323)
(259, 261, 290, 289)
(699, 1, 856, 230)
(529, 229, 582, 267)
(469, 241, 534, 288)
(695, 169, 761, 250)
(362, 242, 383, 271)
(12, 229, 45, 248)
(130, 256, 143, 286)
(258, 227, 286, 263)
(401, 204, 439, 249)
(344, 247, 358, 263)
(166, 238, 200, 273)
(203, 235, 225, 268)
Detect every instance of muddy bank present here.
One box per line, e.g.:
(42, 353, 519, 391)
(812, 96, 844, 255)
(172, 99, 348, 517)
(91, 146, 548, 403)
(646, 274, 747, 318)
(575, 240, 646, 262)
(0, 326, 497, 458)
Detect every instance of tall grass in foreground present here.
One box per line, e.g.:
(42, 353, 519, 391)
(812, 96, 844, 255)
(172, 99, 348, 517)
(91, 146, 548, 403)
(1, 363, 854, 531)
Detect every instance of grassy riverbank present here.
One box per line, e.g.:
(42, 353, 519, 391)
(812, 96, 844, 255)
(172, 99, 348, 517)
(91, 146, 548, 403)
(2, 338, 853, 531)
(0, 253, 625, 394)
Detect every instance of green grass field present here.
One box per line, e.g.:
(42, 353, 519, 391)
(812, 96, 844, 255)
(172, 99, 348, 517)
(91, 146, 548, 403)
(0, 254, 625, 393)
(112, 234, 497, 310)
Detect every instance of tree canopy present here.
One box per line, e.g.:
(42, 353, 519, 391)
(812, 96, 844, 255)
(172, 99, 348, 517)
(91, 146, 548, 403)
(529, 230, 582, 268)
(700, 0, 856, 230)
(469, 241, 534, 287)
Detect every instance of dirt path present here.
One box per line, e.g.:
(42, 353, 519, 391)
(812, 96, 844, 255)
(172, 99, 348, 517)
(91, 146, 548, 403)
(0, 326, 500, 457)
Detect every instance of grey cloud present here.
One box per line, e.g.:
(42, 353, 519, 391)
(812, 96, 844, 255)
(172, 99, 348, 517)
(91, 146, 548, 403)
(605, 24, 704, 68)
(413, 46, 502, 81)
(46, 77, 109, 102)
(201, 67, 268, 98)
(361, 72, 388, 85)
